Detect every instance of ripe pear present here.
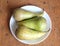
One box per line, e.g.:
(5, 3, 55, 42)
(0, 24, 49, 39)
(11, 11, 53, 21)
(16, 26, 46, 40)
(17, 17, 47, 31)
(13, 9, 43, 21)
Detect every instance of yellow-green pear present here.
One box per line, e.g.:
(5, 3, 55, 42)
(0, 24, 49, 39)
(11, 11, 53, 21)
(17, 17, 47, 31)
(15, 26, 46, 40)
(13, 9, 43, 21)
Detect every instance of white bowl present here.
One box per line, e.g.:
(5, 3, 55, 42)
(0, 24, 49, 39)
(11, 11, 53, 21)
(9, 5, 52, 44)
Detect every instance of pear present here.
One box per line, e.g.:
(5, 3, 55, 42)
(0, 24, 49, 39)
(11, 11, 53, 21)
(13, 9, 43, 21)
(17, 17, 47, 31)
(16, 26, 46, 40)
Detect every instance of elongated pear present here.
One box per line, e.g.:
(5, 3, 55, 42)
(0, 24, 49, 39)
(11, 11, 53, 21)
(16, 26, 46, 40)
(13, 9, 36, 21)
(17, 17, 47, 31)
(13, 9, 43, 21)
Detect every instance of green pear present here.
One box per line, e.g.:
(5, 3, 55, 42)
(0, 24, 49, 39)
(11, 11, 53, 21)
(16, 26, 46, 40)
(17, 17, 47, 31)
(13, 9, 43, 21)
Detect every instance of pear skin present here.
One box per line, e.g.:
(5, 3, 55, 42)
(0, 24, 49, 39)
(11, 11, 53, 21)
(13, 9, 44, 21)
(16, 26, 46, 40)
(17, 17, 47, 32)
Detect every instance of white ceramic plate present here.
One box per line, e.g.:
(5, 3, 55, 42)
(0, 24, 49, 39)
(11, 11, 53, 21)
(9, 5, 52, 44)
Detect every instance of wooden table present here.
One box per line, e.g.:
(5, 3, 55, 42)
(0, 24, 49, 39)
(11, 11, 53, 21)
(0, 0, 60, 46)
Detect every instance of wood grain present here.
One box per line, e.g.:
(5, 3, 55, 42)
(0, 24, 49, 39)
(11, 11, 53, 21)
(0, 0, 60, 46)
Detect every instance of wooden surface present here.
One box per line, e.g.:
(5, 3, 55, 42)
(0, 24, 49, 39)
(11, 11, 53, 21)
(0, 0, 60, 46)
